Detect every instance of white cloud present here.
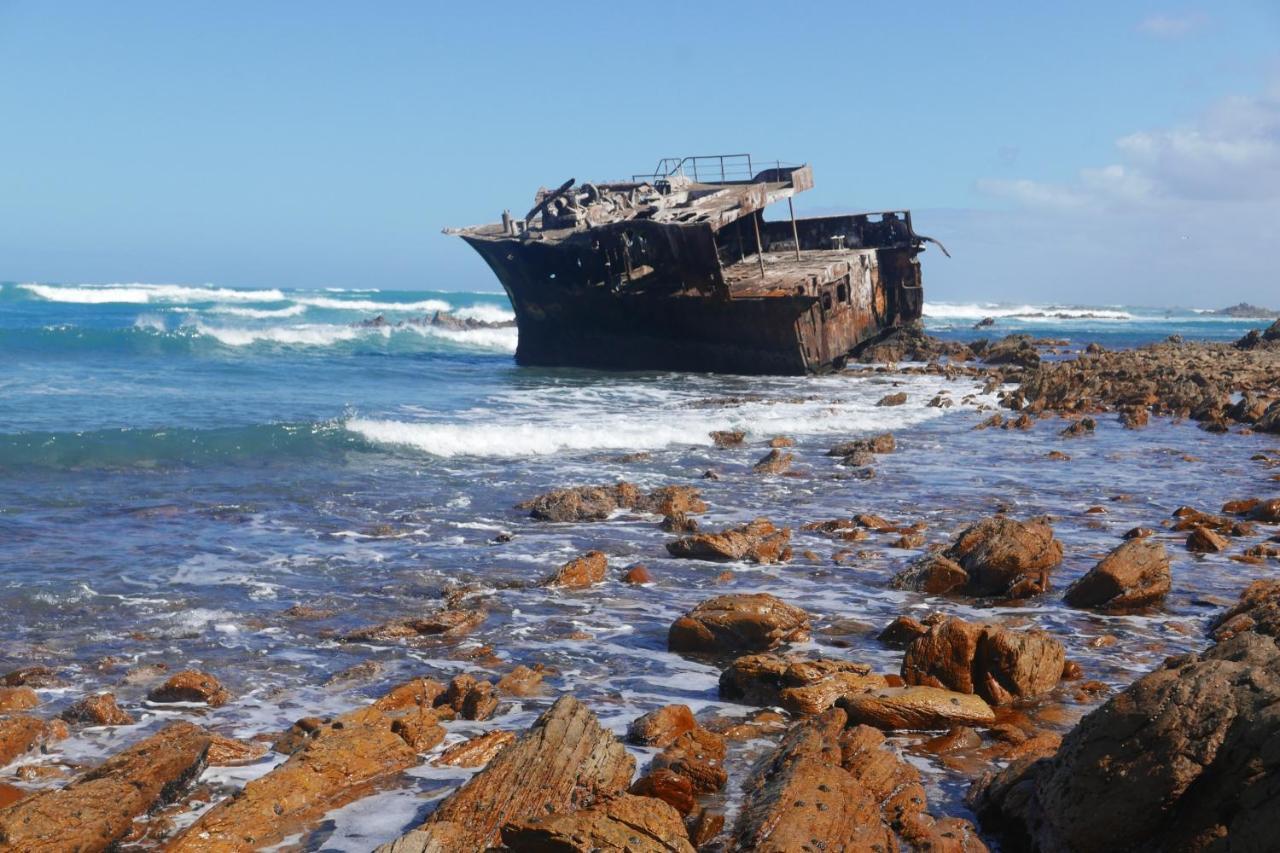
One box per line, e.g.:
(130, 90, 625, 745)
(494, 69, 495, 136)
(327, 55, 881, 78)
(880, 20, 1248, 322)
(978, 82, 1280, 208)
(1136, 12, 1208, 38)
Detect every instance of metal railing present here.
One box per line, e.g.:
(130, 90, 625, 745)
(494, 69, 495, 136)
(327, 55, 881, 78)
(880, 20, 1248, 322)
(631, 154, 755, 184)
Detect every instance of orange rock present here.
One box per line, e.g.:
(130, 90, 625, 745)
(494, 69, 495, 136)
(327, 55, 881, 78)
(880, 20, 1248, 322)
(146, 669, 230, 707)
(627, 704, 697, 748)
(666, 518, 792, 564)
(61, 693, 134, 726)
(668, 594, 810, 654)
(206, 734, 268, 766)
(544, 550, 608, 588)
(380, 696, 635, 852)
(168, 706, 424, 851)
(496, 664, 544, 696)
(0, 722, 210, 852)
(622, 564, 654, 584)
(630, 767, 697, 814)
(501, 792, 695, 852)
(0, 715, 63, 766)
(435, 730, 516, 768)
(0, 686, 39, 712)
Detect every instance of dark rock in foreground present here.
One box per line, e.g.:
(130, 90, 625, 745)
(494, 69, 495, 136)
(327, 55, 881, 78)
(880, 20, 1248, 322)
(971, 580, 1280, 852)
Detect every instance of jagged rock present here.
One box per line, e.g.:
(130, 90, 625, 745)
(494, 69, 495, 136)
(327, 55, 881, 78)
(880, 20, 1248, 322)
(901, 617, 1065, 705)
(630, 768, 696, 814)
(751, 448, 793, 474)
(731, 710, 895, 851)
(945, 516, 1063, 597)
(545, 550, 608, 588)
(501, 793, 695, 852)
(341, 609, 485, 643)
(1, 666, 61, 688)
(437, 674, 498, 721)
(1249, 498, 1280, 522)
(496, 664, 544, 696)
(890, 553, 969, 594)
(60, 693, 134, 726)
(878, 391, 908, 406)
(971, 586, 1280, 852)
(146, 669, 230, 707)
(828, 432, 896, 456)
(435, 730, 516, 768)
(0, 687, 38, 712)
(519, 483, 706, 522)
(668, 594, 810, 654)
(855, 322, 975, 364)
(710, 430, 745, 447)
(373, 696, 634, 853)
(666, 518, 791, 564)
(983, 334, 1041, 369)
(0, 715, 65, 767)
(878, 615, 930, 647)
(169, 702, 436, 851)
(650, 727, 728, 795)
(206, 734, 269, 766)
(718, 654, 885, 715)
(1210, 579, 1280, 640)
(838, 686, 996, 730)
(627, 704, 697, 748)
(1186, 525, 1228, 552)
(518, 483, 638, 521)
(0, 722, 209, 852)
(1064, 539, 1171, 610)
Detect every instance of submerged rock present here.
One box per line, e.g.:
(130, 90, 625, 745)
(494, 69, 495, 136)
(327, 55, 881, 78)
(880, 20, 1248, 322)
(518, 482, 707, 522)
(544, 550, 608, 588)
(668, 594, 810, 654)
(666, 518, 791, 564)
(751, 448, 793, 474)
(146, 669, 230, 707)
(1064, 538, 1171, 610)
(60, 693, 134, 727)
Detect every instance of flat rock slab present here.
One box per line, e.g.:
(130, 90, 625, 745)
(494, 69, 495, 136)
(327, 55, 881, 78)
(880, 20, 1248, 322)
(838, 686, 996, 730)
(0, 722, 210, 853)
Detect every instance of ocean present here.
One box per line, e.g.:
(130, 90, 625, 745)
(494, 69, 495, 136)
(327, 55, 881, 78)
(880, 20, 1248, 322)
(1, 281, 1275, 847)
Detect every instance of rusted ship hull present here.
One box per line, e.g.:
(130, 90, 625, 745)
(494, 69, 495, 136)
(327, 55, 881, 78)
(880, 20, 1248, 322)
(450, 157, 934, 375)
(464, 237, 922, 374)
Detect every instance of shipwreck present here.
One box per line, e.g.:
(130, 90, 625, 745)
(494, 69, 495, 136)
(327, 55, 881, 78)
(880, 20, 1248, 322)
(449, 154, 941, 375)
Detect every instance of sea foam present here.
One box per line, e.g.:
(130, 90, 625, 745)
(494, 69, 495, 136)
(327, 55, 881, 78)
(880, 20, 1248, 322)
(21, 283, 287, 304)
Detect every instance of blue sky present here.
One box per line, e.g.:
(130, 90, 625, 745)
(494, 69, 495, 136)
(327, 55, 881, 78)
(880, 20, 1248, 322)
(1, 2, 1278, 305)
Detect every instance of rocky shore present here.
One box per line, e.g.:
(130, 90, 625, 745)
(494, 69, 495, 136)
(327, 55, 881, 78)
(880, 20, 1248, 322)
(2, 322, 1279, 851)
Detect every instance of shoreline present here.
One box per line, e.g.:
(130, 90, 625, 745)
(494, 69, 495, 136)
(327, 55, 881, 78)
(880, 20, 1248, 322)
(1, 322, 1278, 850)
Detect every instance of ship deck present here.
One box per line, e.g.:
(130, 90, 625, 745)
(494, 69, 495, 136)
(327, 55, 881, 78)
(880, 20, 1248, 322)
(723, 249, 870, 298)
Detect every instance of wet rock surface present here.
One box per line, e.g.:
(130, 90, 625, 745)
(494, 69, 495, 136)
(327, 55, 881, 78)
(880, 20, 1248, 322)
(668, 593, 810, 654)
(376, 695, 634, 853)
(972, 582, 1280, 852)
(0, 722, 210, 852)
(1064, 538, 1171, 610)
(146, 669, 230, 707)
(665, 518, 792, 564)
(839, 686, 997, 730)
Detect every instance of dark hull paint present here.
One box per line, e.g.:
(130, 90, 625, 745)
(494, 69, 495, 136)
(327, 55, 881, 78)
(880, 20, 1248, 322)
(463, 237, 923, 376)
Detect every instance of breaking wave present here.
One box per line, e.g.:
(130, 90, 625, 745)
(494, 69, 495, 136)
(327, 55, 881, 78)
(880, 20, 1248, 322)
(344, 376, 971, 458)
(207, 304, 308, 319)
(291, 296, 453, 312)
(924, 302, 1134, 321)
(19, 283, 287, 304)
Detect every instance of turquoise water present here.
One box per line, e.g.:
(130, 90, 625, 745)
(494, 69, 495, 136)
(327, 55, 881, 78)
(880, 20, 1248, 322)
(0, 280, 1275, 848)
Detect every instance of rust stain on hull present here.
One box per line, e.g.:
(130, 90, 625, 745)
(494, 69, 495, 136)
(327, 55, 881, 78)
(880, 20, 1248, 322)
(449, 155, 935, 375)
